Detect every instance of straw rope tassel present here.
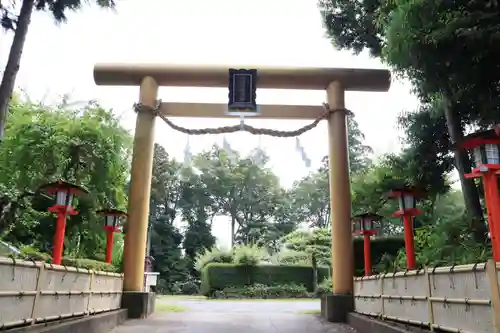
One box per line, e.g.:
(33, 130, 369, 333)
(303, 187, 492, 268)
(295, 137, 311, 168)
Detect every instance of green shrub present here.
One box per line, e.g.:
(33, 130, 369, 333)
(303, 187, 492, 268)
(195, 247, 233, 271)
(156, 278, 172, 294)
(219, 283, 309, 298)
(62, 258, 119, 273)
(200, 263, 329, 296)
(233, 244, 268, 266)
(379, 217, 493, 272)
(174, 279, 200, 295)
(271, 250, 310, 265)
(316, 277, 332, 296)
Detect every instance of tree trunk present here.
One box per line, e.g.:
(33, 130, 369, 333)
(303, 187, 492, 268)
(442, 97, 488, 242)
(0, 0, 35, 142)
(311, 255, 318, 293)
(230, 216, 235, 248)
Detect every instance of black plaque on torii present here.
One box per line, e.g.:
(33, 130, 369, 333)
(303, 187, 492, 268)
(227, 68, 258, 115)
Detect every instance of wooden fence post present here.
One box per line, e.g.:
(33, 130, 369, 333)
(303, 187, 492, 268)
(379, 274, 385, 318)
(486, 259, 500, 333)
(30, 263, 45, 325)
(424, 267, 435, 331)
(86, 270, 94, 315)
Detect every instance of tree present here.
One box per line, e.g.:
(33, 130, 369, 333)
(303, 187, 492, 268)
(263, 190, 297, 252)
(281, 227, 331, 289)
(381, 0, 498, 240)
(179, 170, 217, 276)
(194, 146, 287, 248)
(149, 144, 183, 224)
(318, 0, 384, 57)
(347, 111, 373, 174)
(319, 0, 498, 240)
(0, 97, 131, 258)
(147, 144, 188, 283)
(234, 188, 297, 254)
(290, 113, 372, 228)
(0, 0, 117, 142)
(146, 142, 295, 279)
(182, 215, 215, 276)
(149, 215, 187, 290)
(389, 101, 454, 201)
(290, 163, 329, 228)
(282, 228, 331, 266)
(350, 161, 397, 219)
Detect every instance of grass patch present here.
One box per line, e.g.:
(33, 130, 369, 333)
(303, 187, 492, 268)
(157, 295, 205, 301)
(155, 303, 188, 312)
(157, 295, 320, 302)
(298, 309, 321, 315)
(205, 298, 319, 302)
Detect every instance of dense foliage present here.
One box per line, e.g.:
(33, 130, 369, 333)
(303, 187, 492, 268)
(0, 93, 487, 292)
(0, 97, 130, 262)
(319, 0, 500, 241)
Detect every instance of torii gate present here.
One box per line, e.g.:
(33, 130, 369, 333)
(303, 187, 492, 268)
(93, 63, 390, 320)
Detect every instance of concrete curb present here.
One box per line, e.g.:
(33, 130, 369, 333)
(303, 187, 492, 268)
(347, 313, 431, 333)
(6, 309, 127, 333)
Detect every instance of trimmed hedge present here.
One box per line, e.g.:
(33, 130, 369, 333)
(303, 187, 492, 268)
(353, 236, 405, 275)
(200, 263, 329, 296)
(317, 265, 330, 282)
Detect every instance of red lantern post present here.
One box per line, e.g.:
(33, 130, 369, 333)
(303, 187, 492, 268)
(388, 186, 422, 270)
(38, 180, 88, 265)
(352, 213, 383, 276)
(96, 208, 127, 264)
(456, 126, 500, 262)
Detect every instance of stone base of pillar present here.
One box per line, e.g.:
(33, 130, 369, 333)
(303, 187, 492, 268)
(320, 293, 354, 323)
(121, 291, 156, 319)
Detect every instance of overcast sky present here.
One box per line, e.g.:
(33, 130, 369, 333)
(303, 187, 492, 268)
(0, 0, 420, 248)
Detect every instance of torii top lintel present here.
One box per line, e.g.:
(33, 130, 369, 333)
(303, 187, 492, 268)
(93, 63, 391, 92)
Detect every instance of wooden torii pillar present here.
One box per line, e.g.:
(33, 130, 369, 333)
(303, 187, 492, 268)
(93, 64, 390, 320)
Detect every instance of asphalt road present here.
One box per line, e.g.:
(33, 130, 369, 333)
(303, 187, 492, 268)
(111, 297, 357, 333)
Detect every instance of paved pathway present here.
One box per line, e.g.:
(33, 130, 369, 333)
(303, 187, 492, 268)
(111, 297, 356, 333)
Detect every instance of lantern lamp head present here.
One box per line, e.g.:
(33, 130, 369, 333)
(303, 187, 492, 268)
(352, 212, 383, 236)
(96, 208, 127, 232)
(388, 184, 423, 217)
(458, 127, 500, 169)
(37, 180, 88, 209)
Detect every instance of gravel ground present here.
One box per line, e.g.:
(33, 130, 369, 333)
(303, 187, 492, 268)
(111, 297, 357, 333)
